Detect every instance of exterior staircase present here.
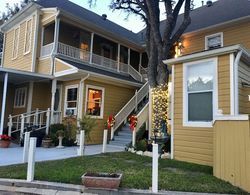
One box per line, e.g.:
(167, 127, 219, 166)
(109, 123, 132, 148)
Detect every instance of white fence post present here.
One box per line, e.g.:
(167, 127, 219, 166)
(111, 127, 114, 140)
(77, 130, 85, 156)
(152, 143, 158, 193)
(102, 129, 108, 153)
(20, 114, 25, 141)
(27, 137, 37, 182)
(45, 108, 50, 135)
(23, 132, 30, 163)
(8, 115, 12, 137)
(132, 129, 136, 148)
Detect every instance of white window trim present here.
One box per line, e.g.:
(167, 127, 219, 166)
(183, 58, 218, 128)
(205, 32, 223, 50)
(85, 84, 105, 119)
(23, 18, 33, 55)
(12, 27, 20, 60)
(64, 84, 79, 117)
(14, 87, 27, 108)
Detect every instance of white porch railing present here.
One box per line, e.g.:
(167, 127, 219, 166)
(40, 43, 54, 57)
(92, 53, 118, 72)
(113, 81, 149, 133)
(58, 42, 90, 62)
(132, 102, 149, 147)
(8, 108, 55, 142)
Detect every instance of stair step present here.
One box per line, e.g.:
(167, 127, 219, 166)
(114, 137, 131, 142)
(109, 142, 127, 147)
(118, 132, 132, 137)
(110, 139, 130, 144)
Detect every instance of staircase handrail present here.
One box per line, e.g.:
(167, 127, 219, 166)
(128, 64, 143, 82)
(135, 102, 149, 132)
(113, 81, 149, 132)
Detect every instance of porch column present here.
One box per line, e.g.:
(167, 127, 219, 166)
(50, 79, 57, 124)
(128, 48, 131, 66)
(89, 33, 94, 64)
(0, 73, 8, 135)
(26, 81, 34, 123)
(53, 18, 60, 54)
(139, 53, 142, 73)
(117, 44, 120, 72)
(148, 86, 152, 140)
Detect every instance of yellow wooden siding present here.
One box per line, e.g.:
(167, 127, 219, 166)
(31, 82, 51, 111)
(218, 55, 230, 114)
(3, 15, 36, 71)
(213, 119, 250, 192)
(61, 79, 136, 144)
(36, 58, 52, 75)
(173, 64, 213, 166)
(238, 62, 250, 114)
(182, 21, 250, 55)
(55, 59, 72, 73)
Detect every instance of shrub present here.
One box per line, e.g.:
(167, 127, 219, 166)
(49, 124, 65, 145)
(135, 139, 147, 152)
(78, 116, 96, 141)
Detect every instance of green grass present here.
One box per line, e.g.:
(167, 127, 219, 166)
(0, 152, 245, 193)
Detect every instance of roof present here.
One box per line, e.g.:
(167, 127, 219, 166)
(57, 56, 143, 85)
(138, 0, 250, 39)
(35, 0, 142, 46)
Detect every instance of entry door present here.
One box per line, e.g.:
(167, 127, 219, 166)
(54, 85, 62, 112)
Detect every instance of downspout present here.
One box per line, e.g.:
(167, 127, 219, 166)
(31, 9, 40, 72)
(51, 9, 60, 76)
(78, 73, 90, 122)
(233, 50, 243, 115)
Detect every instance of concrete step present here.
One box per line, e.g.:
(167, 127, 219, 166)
(109, 139, 130, 144)
(114, 137, 131, 142)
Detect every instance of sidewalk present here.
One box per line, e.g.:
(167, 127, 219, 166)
(0, 179, 224, 195)
(0, 143, 124, 166)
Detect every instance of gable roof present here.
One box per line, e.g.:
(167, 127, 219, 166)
(35, 0, 142, 46)
(138, 0, 250, 39)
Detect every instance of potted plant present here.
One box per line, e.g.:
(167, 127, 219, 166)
(56, 130, 65, 148)
(81, 172, 123, 189)
(42, 135, 53, 148)
(0, 134, 11, 148)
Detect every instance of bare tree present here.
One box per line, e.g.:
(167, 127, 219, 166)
(89, 0, 193, 133)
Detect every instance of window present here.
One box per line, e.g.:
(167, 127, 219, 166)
(14, 87, 27, 108)
(64, 85, 78, 116)
(183, 59, 217, 127)
(205, 33, 223, 50)
(24, 19, 32, 54)
(85, 85, 104, 118)
(12, 27, 20, 59)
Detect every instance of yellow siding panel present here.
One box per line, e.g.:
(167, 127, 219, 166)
(55, 59, 72, 73)
(213, 120, 250, 192)
(3, 15, 36, 71)
(37, 58, 52, 75)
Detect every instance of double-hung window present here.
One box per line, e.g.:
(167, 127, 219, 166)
(183, 59, 217, 127)
(24, 19, 32, 54)
(12, 27, 20, 59)
(65, 85, 78, 116)
(14, 87, 27, 108)
(85, 85, 104, 119)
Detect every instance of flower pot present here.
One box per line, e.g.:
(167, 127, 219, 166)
(82, 172, 122, 189)
(0, 140, 11, 148)
(42, 139, 52, 148)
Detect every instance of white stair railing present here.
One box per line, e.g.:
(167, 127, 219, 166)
(129, 65, 143, 82)
(132, 102, 149, 147)
(113, 81, 149, 133)
(8, 108, 54, 141)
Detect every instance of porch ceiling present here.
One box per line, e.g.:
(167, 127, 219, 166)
(0, 68, 53, 84)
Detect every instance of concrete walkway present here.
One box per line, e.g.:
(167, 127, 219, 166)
(0, 143, 124, 166)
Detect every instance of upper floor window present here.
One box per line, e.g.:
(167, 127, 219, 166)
(12, 27, 20, 59)
(183, 58, 217, 127)
(85, 85, 104, 119)
(24, 19, 32, 54)
(205, 32, 223, 50)
(14, 87, 27, 108)
(64, 85, 78, 116)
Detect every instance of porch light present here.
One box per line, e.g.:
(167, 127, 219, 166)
(174, 39, 184, 58)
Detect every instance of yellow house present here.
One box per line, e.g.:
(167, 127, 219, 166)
(163, 0, 250, 191)
(0, 0, 148, 145)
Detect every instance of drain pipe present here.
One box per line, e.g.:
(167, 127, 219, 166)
(233, 50, 243, 116)
(78, 73, 90, 121)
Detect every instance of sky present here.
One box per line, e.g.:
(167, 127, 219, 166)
(0, 0, 214, 33)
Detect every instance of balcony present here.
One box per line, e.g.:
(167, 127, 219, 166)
(40, 42, 143, 81)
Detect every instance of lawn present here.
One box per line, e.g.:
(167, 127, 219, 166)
(0, 152, 244, 193)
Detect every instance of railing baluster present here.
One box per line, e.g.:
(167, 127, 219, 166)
(20, 114, 25, 142)
(8, 115, 12, 137)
